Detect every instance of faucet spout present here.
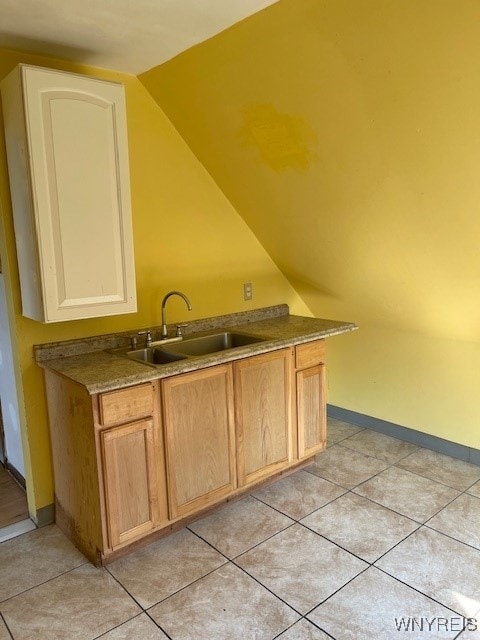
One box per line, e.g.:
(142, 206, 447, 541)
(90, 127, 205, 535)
(160, 290, 192, 339)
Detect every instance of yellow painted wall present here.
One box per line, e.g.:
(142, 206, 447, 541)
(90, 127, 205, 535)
(0, 47, 310, 516)
(140, 0, 480, 449)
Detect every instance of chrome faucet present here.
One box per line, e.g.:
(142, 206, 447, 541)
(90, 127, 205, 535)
(160, 291, 192, 339)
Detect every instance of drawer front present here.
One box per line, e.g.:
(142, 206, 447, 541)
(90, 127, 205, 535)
(295, 340, 325, 370)
(99, 383, 153, 426)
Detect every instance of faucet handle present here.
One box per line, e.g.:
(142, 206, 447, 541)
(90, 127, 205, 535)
(138, 329, 153, 346)
(175, 324, 188, 337)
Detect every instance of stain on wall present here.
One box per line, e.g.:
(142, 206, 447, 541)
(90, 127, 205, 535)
(239, 104, 317, 171)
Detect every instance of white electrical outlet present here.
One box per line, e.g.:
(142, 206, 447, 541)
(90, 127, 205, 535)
(243, 282, 253, 301)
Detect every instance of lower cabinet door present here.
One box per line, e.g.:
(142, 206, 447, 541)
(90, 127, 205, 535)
(235, 349, 293, 486)
(297, 364, 326, 458)
(162, 364, 236, 519)
(101, 419, 159, 548)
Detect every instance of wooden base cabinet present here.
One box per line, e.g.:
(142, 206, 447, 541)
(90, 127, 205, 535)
(162, 365, 236, 519)
(43, 340, 327, 564)
(96, 383, 168, 551)
(44, 373, 168, 564)
(295, 340, 327, 458)
(234, 349, 293, 486)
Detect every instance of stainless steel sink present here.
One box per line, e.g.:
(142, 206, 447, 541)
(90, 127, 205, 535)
(125, 347, 187, 365)
(165, 331, 265, 357)
(111, 331, 267, 367)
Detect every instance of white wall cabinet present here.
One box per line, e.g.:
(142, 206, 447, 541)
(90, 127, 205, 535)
(1, 64, 137, 322)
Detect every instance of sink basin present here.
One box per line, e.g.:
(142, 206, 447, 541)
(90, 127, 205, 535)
(111, 331, 267, 367)
(164, 331, 265, 357)
(126, 347, 187, 365)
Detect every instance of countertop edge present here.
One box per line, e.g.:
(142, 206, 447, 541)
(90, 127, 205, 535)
(38, 314, 358, 395)
(35, 304, 290, 362)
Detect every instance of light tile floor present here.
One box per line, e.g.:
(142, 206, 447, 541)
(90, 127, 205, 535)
(1, 418, 480, 639)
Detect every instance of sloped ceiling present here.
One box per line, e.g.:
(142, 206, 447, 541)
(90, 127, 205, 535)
(138, 0, 480, 444)
(0, 0, 279, 74)
(140, 0, 480, 342)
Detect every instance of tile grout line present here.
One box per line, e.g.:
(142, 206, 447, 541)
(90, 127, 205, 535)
(106, 549, 229, 613)
(298, 516, 420, 568)
(242, 492, 385, 569)
(104, 566, 151, 611)
(90, 611, 172, 640)
(308, 438, 412, 489)
(3, 424, 478, 638)
(302, 564, 372, 618)
(328, 425, 480, 491)
(143, 609, 174, 640)
(327, 427, 480, 560)
(188, 506, 383, 627)
(188, 515, 295, 561)
(419, 486, 473, 528)
(319, 434, 480, 626)
(341, 487, 422, 525)
(0, 559, 89, 606)
(108, 507, 303, 619)
(187, 526, 305, 619)
(106, 524, 302, 623)
(271, 616, 337, 640)
(422, 523, 480, 555)
(185, 433, 476, 624)
(249, 485, 348, 522)
(373, 563, 473, 621)
(392, 461, 480, 492)
(306, 554, 470, 635)
(312, 438, 470, 525)
(0, 612, 14, 640)
(103, 427, 480, 636)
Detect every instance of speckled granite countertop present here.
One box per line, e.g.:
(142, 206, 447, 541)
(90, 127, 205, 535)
(36, 305, 357, 395)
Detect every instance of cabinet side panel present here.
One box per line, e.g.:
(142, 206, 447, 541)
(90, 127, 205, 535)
(43, 370, 103, 562)
(1, 66, 44, 320)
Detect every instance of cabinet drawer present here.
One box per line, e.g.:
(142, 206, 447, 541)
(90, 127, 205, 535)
(99, 383, 153, 426)
(295, 340, 325, 369)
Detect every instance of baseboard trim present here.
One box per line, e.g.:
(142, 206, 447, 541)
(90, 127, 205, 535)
(327, 404, 480, 467)
(34, 504, 55, 528)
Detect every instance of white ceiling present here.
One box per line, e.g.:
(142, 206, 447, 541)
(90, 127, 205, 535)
(0, 0, 279, 75)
